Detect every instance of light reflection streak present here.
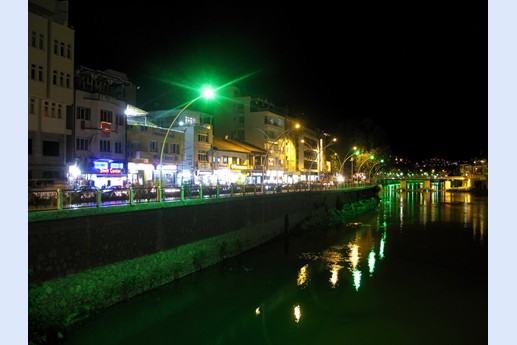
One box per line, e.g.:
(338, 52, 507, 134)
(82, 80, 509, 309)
(294, 305, 301, 323)
(297, 264, 309, 287)
(347, 243, 360, 272)
(329, 264, 343, 288)
(379, 232, 386, 260)
(353, 269, 362, 291)
(368, 250, 376, 276)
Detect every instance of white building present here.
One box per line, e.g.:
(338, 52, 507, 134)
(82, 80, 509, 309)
(28, 0, 74, 182)
(72, 67, 136, 188)
(149, 109, 214, 185)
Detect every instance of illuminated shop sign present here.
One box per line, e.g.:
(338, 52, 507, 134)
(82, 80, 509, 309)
(91, 160, 125, 174)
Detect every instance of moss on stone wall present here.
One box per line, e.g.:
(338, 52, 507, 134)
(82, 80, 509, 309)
(294, 196, 380, 233)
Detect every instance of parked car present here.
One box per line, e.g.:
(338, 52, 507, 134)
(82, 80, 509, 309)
(75, 185, 99, 200)
(101, 185, 126, 198)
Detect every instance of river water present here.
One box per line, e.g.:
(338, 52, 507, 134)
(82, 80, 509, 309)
(62, 186, 487, 345)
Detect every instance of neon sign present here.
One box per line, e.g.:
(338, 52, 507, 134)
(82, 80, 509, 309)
(91, 160, 125, 174)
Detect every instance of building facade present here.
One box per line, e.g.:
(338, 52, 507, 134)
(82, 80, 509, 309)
(126, 107, 184, 187)
(71, 67, 136, 188)
(28, 0, 74, 182)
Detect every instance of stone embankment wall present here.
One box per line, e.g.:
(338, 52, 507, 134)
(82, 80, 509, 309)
(29, 187, 379, 343)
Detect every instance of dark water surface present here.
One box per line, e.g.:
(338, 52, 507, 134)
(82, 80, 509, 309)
(63, 188, 487, 345)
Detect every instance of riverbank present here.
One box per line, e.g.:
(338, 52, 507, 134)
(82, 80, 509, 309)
(29, 187, 380, 344)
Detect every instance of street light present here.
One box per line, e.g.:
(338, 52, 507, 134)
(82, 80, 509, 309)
(318, 138, 337, 181)
(368, 159, 385, 182)
(158, 86, 215, 201)
(301, 137, 336, 184)
(257, 123, 300, 187)
(356, 154, 375, 182)
(339, 147, 360, 179)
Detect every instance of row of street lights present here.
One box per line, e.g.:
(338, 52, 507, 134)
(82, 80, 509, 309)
(156, 86, 385, 196)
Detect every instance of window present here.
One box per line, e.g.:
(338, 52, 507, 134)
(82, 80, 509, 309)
(116, 113, 124, 126)
(50, 103, 56, 118)
(198, 150, 208, 162)
(54, 40, 58, 55)
(31, 64, 36, 80)
(115, 142, 123, 153)
(44, 102, 49, 117)
(59, 72, 64, 87)
(238, 116, 244, 124)
(38, 66, 43, 81)
(149, 141, 158, 152)
(171, 143, 180, 154)
(67, 44, 71, 59)
(31, 31, 37, 47)
(76, 138, 89, 151)
(57, 104, 63, 119)
(197, 133, 208, 143)
(223, 156, 228, 163)
(60, 42, 65, 57)
(99, 140, 111, 152)
(77, 107, 91, 120)
(140, 126, 147, 132)
(162, 141, 168, 153)
(53, 70, 57, 85)
(185, 116, 196, 125)
(29, 98, 36, 114)
(39, 34, 44, 49)
(100, 110, 113, 123)
(66, 74, 71, 88)
(42, 140, 59, 156)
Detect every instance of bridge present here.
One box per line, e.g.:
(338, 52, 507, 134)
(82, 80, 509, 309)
(377, 175, 488, 193)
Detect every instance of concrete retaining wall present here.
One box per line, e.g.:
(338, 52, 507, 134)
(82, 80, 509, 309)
(28, 187, 379, 343)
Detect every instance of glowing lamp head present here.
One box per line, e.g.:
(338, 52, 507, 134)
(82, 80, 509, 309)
(201, 86, 215, 99)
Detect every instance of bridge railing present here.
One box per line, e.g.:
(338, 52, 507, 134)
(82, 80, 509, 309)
(28, 182, 376, 213)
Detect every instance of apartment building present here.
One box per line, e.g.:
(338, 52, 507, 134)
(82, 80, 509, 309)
(126, 107, 184, 187)
(149, 109, 214, 185)
(214, 86, 329, 184)
(28, 0, 74, 182)
(72, 66, 136, 188)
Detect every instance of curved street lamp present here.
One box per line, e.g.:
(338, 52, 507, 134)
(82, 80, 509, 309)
(368, 159, 385, 183)
(338, 146, 360, 179)
(356, 154, 375, 182)
(158, 86, 215, 201)
(301, 137, 337, 187)
(257, 123, 300, 187)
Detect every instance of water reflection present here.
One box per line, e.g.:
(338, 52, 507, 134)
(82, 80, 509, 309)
(297, 264, 309, 287)
(62, 187, 487, 345)
(293, 305, 301, 323)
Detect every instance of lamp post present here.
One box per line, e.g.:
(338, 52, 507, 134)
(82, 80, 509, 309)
(301, 139, 317, 188)
(302, 137, 336, 186)
(368, 159, 385, 183)
(158, 86, 215, 201)
(356, 154, 375, 182)
(257, 123, 300, 188)
(338, 147, 360, 178)
(318, 138, 337, 181)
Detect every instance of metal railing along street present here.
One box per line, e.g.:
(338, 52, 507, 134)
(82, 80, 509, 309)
(28, 182, 373, 212)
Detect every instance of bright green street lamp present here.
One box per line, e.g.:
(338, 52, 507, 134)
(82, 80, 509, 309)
(158, 86, 216, 201)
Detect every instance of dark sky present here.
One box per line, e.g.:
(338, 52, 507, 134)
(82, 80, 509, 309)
(68, 1, 486, 161)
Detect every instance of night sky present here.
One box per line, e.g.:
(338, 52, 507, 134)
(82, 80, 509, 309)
(68, 1, 486, 161)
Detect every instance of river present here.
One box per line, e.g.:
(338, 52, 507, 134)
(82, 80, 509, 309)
(61, 185, 487, 345)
